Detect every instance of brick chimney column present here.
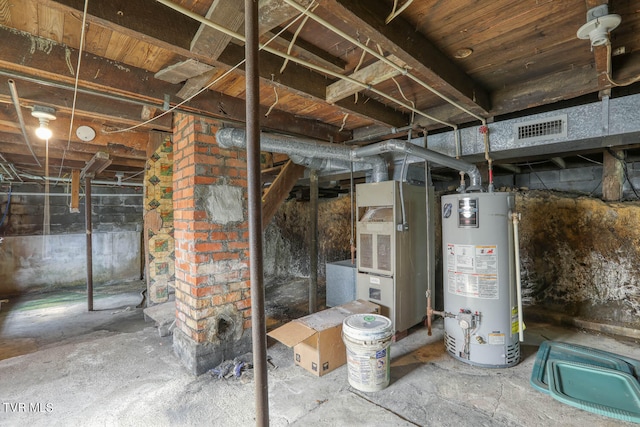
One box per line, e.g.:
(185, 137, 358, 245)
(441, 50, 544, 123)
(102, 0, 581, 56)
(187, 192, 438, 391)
(172, 113, 251, 374)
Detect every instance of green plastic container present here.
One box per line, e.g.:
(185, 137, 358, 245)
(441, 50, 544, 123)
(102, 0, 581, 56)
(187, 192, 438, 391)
(530, 340, 637, 393)
(547, 360, 640, 423)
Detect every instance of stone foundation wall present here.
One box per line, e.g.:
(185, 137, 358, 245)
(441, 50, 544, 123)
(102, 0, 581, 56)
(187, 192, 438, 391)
(267, 188, 640, 326)
(266, 194, 353, 281)
(517, 191, 640, 326)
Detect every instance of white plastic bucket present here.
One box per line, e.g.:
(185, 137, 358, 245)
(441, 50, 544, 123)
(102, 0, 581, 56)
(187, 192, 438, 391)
(342, 313, 393, 392)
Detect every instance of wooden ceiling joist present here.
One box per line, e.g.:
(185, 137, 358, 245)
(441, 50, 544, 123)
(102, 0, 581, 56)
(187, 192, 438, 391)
(322, 0, 492, 116)
(326, 55, 409, 104)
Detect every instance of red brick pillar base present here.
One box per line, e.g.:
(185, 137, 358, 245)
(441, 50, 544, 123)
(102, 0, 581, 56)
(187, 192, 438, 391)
(171, 113, 251, 375)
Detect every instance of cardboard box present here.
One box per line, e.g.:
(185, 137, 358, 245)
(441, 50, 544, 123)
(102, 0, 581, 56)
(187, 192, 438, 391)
(268, 299, 379, 376)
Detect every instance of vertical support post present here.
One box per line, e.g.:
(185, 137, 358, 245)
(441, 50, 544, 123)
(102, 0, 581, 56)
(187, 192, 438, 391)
(309, 169, 318, 314)
(245, 0, 269, 424)
(70, 170, 80, 212)
(602, 149, 625, 201)
(85, 176, 93, 312)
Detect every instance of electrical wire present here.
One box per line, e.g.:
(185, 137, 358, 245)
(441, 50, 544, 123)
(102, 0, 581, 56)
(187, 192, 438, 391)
(588, 179, 602, 196)
(264, 86, 279, 117)
(607, 148, 640, 199)
(106, 1, 318, 134)
(282, 0, 485, 124)
(606, 43, 640, 87)
(385, 0, 414, 24)
(526, 162, 549, 190)
(157, 0, 456, 129)
(58, 0, 90, 179)
(279, 3, 318, 73)
(577, 154, 602, 165)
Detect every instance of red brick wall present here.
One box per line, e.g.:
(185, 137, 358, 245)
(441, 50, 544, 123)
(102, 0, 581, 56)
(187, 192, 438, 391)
(172, 113, 251, 344)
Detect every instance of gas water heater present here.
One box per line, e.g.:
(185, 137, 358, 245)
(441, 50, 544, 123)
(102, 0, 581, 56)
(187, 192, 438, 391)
(440, 192, 521, 367)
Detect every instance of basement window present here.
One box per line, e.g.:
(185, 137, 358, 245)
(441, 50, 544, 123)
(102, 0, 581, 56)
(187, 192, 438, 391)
(514, 114, 567, 143)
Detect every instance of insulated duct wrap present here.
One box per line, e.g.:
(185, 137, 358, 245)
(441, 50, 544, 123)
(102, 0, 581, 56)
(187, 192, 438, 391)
(216, 128, 388, 183)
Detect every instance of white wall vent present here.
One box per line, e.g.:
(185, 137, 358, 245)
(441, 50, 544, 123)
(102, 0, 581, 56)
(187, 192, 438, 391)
(514, 114, 567, 143)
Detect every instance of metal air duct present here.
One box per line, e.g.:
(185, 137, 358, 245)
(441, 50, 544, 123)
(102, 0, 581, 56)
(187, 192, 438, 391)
(216, 128, 389, 183)
(353, 139, 482, 190)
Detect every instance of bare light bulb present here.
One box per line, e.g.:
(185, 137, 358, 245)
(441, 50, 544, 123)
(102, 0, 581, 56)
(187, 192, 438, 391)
(35, 120, 52, 140)
(31, 106, 56, 140)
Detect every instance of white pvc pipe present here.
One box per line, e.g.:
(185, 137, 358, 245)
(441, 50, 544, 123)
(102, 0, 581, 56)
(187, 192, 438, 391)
(512, 212, 524, 342)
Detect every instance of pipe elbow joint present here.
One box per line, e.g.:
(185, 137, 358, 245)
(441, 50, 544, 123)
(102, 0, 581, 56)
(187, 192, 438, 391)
(465, 167, 483, 191)
(215, 127, 246, 149)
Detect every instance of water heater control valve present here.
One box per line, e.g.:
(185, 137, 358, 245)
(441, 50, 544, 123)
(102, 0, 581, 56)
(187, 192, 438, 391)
(457, 309, 480, 331)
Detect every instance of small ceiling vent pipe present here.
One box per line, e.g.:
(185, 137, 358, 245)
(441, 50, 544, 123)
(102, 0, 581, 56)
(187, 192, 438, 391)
(353, 139, 482, 191)
(216, 128, 389, 183)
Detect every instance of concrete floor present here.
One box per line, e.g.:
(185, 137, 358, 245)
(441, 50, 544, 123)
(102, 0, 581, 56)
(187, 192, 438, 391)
(1, 281, 639, 426)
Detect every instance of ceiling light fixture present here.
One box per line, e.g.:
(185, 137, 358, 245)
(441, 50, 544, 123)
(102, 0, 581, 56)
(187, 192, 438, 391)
(31, 106, 57, 140)
(577, 5, 621, 47)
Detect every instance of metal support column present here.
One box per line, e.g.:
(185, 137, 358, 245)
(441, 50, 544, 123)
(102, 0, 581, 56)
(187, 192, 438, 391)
(309, 169, 318, 313)
(246, 0, 269, 425)
(85, 177, 93, 311)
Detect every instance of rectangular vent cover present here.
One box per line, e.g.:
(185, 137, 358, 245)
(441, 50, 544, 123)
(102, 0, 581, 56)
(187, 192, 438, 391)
(515, 114, 567, 143)
(360, 233, 373, 269)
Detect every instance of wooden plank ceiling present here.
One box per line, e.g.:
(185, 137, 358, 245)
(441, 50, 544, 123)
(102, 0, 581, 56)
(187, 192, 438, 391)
(0, 0, 638, 182)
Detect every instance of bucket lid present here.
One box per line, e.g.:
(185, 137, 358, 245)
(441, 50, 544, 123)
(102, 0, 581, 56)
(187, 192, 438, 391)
(343, 313, 393, 341)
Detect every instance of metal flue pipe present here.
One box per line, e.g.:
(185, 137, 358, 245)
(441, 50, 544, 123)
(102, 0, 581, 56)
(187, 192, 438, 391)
(216, 128, 389, 183)
(353, 139, 482, 190)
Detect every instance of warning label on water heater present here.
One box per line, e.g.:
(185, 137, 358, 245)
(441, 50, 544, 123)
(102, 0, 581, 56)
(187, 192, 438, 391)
(446, 243, 499, 299)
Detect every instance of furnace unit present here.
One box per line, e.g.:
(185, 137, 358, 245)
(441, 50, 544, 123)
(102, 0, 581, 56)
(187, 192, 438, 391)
(355, 180, 431, 335)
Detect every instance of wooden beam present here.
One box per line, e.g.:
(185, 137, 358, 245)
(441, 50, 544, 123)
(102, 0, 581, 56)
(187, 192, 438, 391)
(0, 26, 350, 142)
(45, 0, 408, 128)
(262, 160, 305, 226)
(176, 68, 219, 100)
(147, 132, 168, 158)
(0, 109, 150, 155)
(70, 170, 80, 212)
(154, 59, 214, 84)
(48, 0, 199, 50)
(219, 43, 410, 127)
(326, 55, 409, 104)
(266, 27, 347, 72)
(258, 0, 314, 34)
(491, 65, 599, 116)
(585, 0, 612, 96)
(324, 0, 491, 115)
(190, 0, 245, 59)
